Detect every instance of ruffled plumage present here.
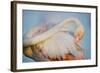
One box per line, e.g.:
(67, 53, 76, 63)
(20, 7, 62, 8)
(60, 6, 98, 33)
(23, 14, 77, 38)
(23, 17, 85, 61)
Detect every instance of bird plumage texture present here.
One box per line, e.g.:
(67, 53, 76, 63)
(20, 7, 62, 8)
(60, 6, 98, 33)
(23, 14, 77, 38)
(23, 17, 85, 61)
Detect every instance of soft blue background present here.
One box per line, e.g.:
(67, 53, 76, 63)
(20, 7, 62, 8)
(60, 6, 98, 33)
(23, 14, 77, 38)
(22, 10, 91, 62)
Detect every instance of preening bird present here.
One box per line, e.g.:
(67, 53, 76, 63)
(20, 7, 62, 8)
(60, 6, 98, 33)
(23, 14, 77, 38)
(23, 17, 85, 61)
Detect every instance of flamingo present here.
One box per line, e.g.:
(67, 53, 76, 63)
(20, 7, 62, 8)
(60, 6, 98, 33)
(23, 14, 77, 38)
(23, 17, 85, 61)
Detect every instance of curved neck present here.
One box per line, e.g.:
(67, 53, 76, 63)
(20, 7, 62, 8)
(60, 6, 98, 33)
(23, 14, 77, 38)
(24, 17, 84, 47)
